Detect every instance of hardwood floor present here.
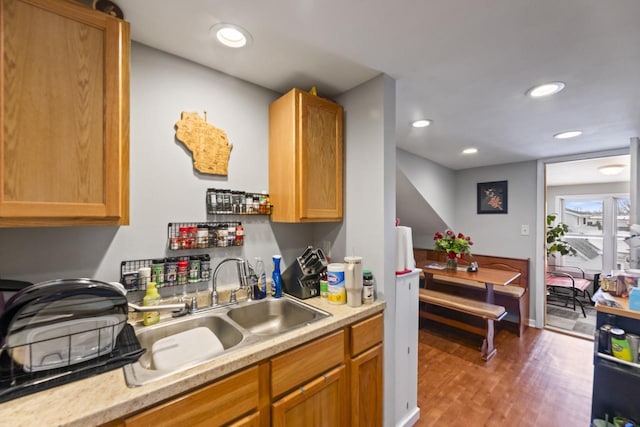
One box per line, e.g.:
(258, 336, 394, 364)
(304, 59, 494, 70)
(416, 319, 594, 426)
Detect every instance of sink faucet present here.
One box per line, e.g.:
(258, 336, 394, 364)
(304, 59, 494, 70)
(211, 257, 255, 306)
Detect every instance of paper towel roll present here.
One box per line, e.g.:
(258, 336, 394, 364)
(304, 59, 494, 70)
(395, 226, 415, 274)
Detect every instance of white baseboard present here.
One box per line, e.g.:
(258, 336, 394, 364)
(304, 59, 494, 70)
(396, 407, 420, 427)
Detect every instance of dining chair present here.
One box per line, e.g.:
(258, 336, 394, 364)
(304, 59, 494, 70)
(546, 265, 592, 317)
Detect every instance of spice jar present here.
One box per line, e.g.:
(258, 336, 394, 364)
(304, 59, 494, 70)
(164, 257, 179, 286)
(151, 259, 165, 287)
(200, 254, 211, 281)
(196, 224, 209, 248)
(235, 223, 244, 246)
(177, 260, 189, 285)
(188, 256, 201, 283)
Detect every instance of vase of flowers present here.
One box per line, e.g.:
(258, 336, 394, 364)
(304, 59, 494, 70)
(433, 229, 473, 270)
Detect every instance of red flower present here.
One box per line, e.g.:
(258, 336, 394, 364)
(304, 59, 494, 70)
(447, 252, 457, 259)
(446, 229, 454, 236)
(457, 233, 464, 239)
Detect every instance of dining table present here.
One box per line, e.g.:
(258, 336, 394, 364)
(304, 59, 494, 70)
(422, 262, 521, 359)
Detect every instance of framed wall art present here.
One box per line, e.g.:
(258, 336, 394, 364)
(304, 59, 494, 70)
(477, 180, 508, 214)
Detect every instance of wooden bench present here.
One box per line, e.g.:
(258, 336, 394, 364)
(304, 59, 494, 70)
(419, 288, 506, 360)
(415, 249, 530, 336)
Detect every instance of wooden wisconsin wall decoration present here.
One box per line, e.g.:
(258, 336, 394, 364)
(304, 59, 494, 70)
(175, 112, 233, 175)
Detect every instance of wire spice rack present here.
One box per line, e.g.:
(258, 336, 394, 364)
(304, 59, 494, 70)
(167, 221, 244, 250)
(120, 255, 211, 292)
(206, 188, 272, 215)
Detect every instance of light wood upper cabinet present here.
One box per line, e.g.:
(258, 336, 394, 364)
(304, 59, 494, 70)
(0, 0, 129, 226)
(269, 88, 343, 223)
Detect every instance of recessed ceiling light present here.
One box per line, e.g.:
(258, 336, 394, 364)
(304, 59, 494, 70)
(210, 23, 252, 48)
(553, 130, 582, 139)
(527, 82, 566, 98)
(462, 148, 478, 154)
(598, 164, 625, 176)
(411, 119, 431, 128)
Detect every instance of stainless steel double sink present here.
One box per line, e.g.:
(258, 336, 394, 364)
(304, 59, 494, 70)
(123, 296, 330, 386)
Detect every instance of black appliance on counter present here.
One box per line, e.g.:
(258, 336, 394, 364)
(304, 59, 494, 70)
(282, 247, 328, 299)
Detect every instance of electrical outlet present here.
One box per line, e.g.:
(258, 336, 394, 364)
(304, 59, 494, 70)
(520, 225, 529, 236)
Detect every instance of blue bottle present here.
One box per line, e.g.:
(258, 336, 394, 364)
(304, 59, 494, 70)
(272, 255, 283, 298)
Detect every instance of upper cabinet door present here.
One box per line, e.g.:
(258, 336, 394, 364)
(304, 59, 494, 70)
(269, 88, 343, 223)
(0, 0, 130, 227)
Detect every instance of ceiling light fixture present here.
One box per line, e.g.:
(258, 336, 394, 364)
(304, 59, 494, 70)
(411, 119, 431, 128)
(210, 23, 252, 48)
(527, 82, 566, 98)
(462, 148, 478, 154)
(598, 164, 625, 176)
(553, 130, 583, 139)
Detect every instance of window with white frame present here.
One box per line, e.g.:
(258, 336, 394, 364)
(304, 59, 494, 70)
(554, 194, 630, 273)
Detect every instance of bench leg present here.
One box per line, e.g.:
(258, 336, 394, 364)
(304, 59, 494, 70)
(481, 319, 497, 360)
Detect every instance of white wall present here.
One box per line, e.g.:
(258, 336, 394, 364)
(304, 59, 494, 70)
(397, 149, 456, 245)
(0, 42, 316, 291)
(454, 161, 538, 322)
(337, 74, 398, 427)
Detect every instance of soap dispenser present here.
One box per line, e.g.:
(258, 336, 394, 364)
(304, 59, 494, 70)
(143, 281, 161, 326)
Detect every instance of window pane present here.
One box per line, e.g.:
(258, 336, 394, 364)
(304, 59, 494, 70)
(563, 199, 604, 235)
(617, 237, 630, 270)
(616, 198, 631, 237)
(562, 236, 602, 271)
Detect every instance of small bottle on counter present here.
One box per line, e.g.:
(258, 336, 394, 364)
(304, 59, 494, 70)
(142, 281, 161, 326)
(272, 255, 283, 298)
(254, 257, 267, 299)
(363, 270, 374, 304)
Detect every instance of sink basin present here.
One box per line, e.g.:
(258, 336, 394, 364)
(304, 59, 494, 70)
(226, 297, 330, 335)
(123, 296, 330, 386)
(123, 314, 245, 386)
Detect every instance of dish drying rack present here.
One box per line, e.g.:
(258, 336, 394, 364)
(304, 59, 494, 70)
(0, 321, 143, 403)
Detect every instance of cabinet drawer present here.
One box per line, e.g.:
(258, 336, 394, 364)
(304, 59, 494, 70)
(125, 367, 259, 427)
(350, 313, 383, 356)
(271, 330, 344, 398)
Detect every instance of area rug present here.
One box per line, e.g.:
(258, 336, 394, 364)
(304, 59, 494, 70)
(546, 301, 597, 339)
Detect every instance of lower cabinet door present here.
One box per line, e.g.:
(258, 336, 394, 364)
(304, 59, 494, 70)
(124, 367, 259, 427)
(350, 343, 383, 427)
(272, 365, 347, 427)
(227, 411, 260, 427)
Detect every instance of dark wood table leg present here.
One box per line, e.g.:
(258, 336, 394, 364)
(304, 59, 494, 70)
(481, 282, 497, 360)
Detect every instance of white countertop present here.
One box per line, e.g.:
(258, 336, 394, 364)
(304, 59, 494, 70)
(0, 297, 385, 427)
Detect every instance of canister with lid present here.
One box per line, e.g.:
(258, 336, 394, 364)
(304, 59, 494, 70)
(327, 263, 346, 304)
(611, 327, 633, 362)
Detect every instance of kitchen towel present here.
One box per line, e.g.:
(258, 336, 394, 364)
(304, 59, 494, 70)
(395, 226, 416, 274)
